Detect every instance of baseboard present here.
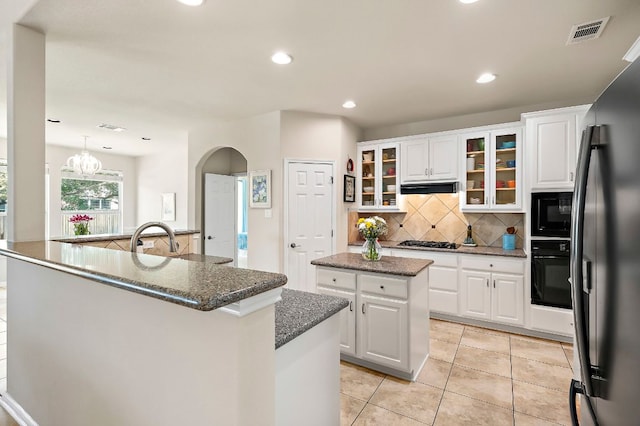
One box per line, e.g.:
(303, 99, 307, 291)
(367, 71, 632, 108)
(0, 393, 38, 426)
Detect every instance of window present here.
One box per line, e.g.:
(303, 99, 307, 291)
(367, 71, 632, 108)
(60, 168, 123, 236)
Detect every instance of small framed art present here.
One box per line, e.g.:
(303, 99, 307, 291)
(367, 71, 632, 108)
(249, 170, 272, 208)
(344, 175, 356, 202)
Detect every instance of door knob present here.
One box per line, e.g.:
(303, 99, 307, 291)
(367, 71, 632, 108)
(290, 243, 301, 248)
(207, 236, 213, 240)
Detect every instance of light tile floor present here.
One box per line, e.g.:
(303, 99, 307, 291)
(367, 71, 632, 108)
(341, 319, 575, 425)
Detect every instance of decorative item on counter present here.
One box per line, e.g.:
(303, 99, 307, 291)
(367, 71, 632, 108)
(462, 224, 477, 247)
(503, 226, 517, 250)
(69, 214, 93, 236)
(357, 216, 388, 261)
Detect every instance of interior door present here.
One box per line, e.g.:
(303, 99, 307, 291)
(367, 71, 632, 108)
(204, 173, 236, 263)
(286, 161, 334, 293)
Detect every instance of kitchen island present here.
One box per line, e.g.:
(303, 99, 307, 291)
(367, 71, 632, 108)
(311, 253, 433, 381)
(0, 241, 346, 426)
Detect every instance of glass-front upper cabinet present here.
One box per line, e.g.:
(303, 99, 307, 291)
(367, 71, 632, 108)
(357, 142, 400, 211)
(461, 126, 523, 212)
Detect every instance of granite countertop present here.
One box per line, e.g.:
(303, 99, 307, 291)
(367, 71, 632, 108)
(311, 252, 433, 276)
(349, 240, 527, 258)
(50, 229, 200, 244)
(274, 288, 349, 349)
(174, 253, 233, 264)
(0, 241, 286, 311)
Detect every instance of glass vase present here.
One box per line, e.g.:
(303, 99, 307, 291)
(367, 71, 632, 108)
(361, 238, 382, 261)
(73, 221, 90, 236)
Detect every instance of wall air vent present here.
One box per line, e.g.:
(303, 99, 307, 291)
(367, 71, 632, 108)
(566, 17, 610, 45)
(97, 123, 127, 132)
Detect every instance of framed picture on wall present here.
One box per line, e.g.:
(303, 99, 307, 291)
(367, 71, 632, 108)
(344, 175, 356, 202)
(161, 193, 176, 221)
(249, 170, 271, 208)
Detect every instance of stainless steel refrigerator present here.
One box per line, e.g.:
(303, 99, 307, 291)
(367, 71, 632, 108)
(570, 56, 640, 425)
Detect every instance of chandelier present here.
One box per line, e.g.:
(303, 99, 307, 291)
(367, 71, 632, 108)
(66, 136, 102, 175)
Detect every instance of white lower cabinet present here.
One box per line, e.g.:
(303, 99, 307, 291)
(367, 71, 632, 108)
(315, 265, 428, 380)
(459, 256, 524, 326)
(391, 249, 459, 315)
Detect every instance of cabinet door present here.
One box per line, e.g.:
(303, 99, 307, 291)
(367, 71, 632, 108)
(358, 145, 377, 209)
(379, 143, 399, 209)
(527, 113, 577, 190)
(491, 272, 524, 325)
(429, 135, 458, 181)
(491, 128, 522, 210)
(359, 294, 408, 371)
(400, 139, 429, 183)
(461, 132, 490, 210)
(460, 270, 491, 320)
(317, 286, 357, 356)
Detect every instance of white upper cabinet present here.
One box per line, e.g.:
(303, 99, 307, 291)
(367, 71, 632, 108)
(401, 135, 458, 183)
(524, 105, 590, 190)
(460, 125, 523, 212)
(357, 142, 400, 211)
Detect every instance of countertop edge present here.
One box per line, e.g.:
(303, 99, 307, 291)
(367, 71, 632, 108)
(311, 253, 433, 277)
(0, 242, 287, 312)
(275, 289, 349, 349)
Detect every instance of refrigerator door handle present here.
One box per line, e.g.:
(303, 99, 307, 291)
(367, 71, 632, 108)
(571, 125, 598, 397)
(570, 379, 600, 426)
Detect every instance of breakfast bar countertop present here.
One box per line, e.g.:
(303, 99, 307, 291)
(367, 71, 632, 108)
(49, 229, 200, 244)
(0, 240, 286, 311)
(349, 241, 527, 258)
(311, 252, 433, 276)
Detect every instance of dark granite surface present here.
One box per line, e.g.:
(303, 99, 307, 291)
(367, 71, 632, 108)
(311, 253, 433, 277)
(174, 253, 233, 264)
(350, 241, 527, 258)
(274, 289, 349, 349)
(50, 229, 200, 243)
(0, 241, 286, 311)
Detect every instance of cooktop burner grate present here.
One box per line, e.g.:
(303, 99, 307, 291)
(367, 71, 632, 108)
(398, 240, 458, 249)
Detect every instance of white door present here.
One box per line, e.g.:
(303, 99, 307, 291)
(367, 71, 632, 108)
(359, 294, 408, 370)
(286, 161, 334, 293)
(460, 270, 491, 320)
(204, 173, 236, 263)
(429, 135, 458, 180)
(492, 272, 524, 325)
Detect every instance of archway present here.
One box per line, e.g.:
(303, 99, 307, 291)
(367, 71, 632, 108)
(198, 147, 248, 267)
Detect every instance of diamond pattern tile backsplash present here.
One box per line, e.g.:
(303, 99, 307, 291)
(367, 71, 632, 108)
(349, 194, 524, 248)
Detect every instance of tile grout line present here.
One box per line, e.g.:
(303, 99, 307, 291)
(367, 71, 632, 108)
(350, 372, 388, 425)
(430, 325, 464, 424)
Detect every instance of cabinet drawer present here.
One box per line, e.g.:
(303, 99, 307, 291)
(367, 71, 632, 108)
(429, 265, 458, 291)
(360, 274, 407, 299)
(317, 268, 356, 291)
(459, 256, 524, 274)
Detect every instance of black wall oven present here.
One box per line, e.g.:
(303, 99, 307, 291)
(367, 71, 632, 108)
(531, 239, 572, 309)
(531, 192, 573, 237)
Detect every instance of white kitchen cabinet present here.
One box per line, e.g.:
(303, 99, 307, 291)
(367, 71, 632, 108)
(357, 142, 400, 211)
(391, 248, 459, 315)
(460, 125, 523, 212)
(400, 135, 458, 183)
(523, 105, 590, 190)
(459, 256, 524, 326)
(314, 265, 429, 381)
(316, 269, 357, 356)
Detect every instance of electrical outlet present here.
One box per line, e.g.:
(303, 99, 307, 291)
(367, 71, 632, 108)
(142, 241, 154, 248)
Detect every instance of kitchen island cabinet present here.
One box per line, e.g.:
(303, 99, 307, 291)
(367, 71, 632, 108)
(0, 241, 344, 425)
(311, 253, 432, 381)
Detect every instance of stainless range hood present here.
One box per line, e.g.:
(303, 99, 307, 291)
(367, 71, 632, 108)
(400, 182, 458, 194)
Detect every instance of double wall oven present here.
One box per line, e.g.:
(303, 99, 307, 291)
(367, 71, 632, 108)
(530, 192, 573, 309)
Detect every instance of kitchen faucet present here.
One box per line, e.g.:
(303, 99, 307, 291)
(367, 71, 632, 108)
(130, 222, 179, 253)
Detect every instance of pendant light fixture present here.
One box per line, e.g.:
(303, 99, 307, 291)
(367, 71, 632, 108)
(66, 136, 102, 175)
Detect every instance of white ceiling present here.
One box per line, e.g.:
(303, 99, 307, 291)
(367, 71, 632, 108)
(1, 0, 639, 157)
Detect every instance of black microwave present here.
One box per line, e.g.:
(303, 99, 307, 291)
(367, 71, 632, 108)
(531, 192, 573, 237)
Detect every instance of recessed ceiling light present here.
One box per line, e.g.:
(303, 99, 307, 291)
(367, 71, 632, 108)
(459, 0, 479, 3)
(47, 119, 61, 123)
(141, 137, 151, 141)
(271, 52, 293, 65)
(476, 73, 496, 84)
(177, 0, 205, 6)
(342, 100, 357, 109)
(102, 146, 112, 150)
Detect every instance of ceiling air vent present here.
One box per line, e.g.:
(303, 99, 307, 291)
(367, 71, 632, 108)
(566, 17, 610, 45)
(97, 123, 127, 132)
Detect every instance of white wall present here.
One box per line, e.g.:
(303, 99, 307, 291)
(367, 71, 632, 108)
(202, 147, 247, 175)
(136, 141, 189, 231)
(362, 99, 594, 141)
(46, 145, 138, 237)
(0, 137, 7, 156)
(280, 111, 360, 254)
(189, 112, 282, 273)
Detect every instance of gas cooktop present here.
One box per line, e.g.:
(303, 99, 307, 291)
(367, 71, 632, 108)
(398, 240, 458, 250)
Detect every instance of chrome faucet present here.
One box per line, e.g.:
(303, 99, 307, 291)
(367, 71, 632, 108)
(130, 222, 179, 253)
